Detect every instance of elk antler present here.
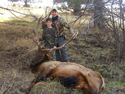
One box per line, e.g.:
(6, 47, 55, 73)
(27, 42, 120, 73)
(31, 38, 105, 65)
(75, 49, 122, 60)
(33, 14, 51, 47)
(42, 32, 78, 52)
(33, 16, 43, 47)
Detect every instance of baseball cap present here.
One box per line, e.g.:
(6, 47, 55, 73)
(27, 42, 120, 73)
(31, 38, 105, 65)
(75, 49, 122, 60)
(51, 7, 58, 12)
(46, 18, 52, 22)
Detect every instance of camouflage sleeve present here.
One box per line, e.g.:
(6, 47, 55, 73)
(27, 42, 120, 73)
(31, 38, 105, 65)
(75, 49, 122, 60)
(61, 18, 74, 34)
(39, 30, 45, 41)
(42, 21, 47, 29)
(54, 28, 58, 46)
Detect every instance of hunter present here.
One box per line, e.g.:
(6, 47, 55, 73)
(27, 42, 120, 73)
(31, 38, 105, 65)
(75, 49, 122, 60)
(36, 18, 57, 61)
(41, 8, 76, 62)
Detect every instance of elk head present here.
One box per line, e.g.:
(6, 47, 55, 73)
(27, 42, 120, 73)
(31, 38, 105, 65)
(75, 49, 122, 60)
(31, 46, 53, 66)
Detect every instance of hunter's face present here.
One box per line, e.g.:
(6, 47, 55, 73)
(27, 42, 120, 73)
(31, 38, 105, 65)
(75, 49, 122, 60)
(46, 20, 52, 27)
(51, 10, 58, 18)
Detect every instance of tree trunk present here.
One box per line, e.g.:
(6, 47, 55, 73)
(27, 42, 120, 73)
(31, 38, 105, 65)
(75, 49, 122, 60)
(94, 0, 104, 29)
(24, 0, 28, 7)
(73, 2, 81, 15)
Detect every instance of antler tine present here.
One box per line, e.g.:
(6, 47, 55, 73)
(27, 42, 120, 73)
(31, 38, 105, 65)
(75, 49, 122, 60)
(33, 16, 43, 47)
(42, 32, 78, 52)
(33, 13, 50, 47)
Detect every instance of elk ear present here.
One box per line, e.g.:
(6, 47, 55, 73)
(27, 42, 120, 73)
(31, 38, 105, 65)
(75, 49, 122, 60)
(44, 50, 53, 59)
(46, 53, 53, 59)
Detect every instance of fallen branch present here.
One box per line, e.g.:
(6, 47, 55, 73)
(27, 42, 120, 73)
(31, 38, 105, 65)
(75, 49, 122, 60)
(0, 6, 38, 21)
(0, 6, 29, 16)
(8, 10, 25, 20)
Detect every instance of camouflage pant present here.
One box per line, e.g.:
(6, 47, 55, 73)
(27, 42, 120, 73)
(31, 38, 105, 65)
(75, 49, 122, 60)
(50, 50, 56, 61)
(56, 37, 69, 62)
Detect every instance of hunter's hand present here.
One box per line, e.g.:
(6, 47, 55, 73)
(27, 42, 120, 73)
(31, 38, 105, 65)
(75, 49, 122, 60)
(53, 46, 57, 48)
(35, 37, 39, 40)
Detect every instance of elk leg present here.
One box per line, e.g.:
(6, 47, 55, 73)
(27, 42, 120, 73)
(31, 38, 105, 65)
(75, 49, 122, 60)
(25, 71, 45, 94)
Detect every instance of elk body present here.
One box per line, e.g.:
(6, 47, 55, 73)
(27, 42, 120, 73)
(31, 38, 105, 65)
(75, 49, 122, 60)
(26, 46, 105, 94)
(25, 18, 105, 94)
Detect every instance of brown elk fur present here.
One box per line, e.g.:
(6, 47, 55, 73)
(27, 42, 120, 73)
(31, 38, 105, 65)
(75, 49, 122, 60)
(26, 47, 105, 94)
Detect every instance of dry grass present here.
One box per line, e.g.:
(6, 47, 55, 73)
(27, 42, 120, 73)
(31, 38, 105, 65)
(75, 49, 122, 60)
(29, 81, 82, 94)
(0, 20, 37, 94)
(0, 6, 125, 94)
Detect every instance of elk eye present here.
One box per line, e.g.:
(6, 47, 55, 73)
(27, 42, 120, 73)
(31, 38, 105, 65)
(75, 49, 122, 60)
(31, 61, 35, 66)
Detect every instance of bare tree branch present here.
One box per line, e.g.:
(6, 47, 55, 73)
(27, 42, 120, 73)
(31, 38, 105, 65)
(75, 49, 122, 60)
(0, 13, 3, 15)
(0, 6, 38, 21)
(0, 6, 29, 16)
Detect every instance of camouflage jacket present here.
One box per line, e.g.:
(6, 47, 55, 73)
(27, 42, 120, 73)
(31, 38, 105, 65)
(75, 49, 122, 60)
(39, 27, 58, 48)
(42, 16, 74, 37)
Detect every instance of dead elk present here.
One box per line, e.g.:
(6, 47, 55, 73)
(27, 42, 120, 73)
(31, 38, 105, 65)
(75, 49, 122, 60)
(25, 38, 105, 94)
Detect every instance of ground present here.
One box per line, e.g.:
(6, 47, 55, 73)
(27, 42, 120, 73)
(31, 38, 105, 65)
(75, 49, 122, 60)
(0, 7, 125, 94)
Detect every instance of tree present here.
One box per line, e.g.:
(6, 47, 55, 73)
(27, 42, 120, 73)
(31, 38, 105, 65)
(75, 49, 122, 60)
(53, 0, 88, 14)
(24, 0, 30, 7)
(24, 0, 28, 7)
(102, 0, 125, 63)
(67, 0, 82, 14)
(94, 0, 105, 28)
(10, 0, 18, 2)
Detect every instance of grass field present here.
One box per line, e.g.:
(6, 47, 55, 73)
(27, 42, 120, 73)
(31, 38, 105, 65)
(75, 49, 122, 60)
(0, 6, 125, 94)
